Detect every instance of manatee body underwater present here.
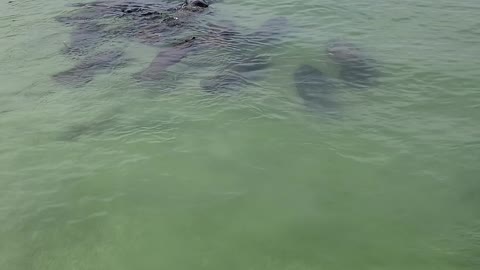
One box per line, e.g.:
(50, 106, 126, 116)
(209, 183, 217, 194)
(52, 50, 129, 88)
(293, 64, 338, 114)
(53, 0, 214, 87)
(135, 21, 242, 82)
(200, 17, 290, 93)
(326, 39, 379, 89)
(136, 16, 290, 90)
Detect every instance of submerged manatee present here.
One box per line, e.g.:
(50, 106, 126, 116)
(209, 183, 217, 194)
(245, 16, 289, 44)
(294, 65, 338, 112)
(53, 50, 128, 87)
(135, 36, 198, 81)
(53, 0, 212, 86)
(59, 117, 117, 141)
(57, 0, 212, 48)
(327, 39, 378, 88)
(135, 21, 241, 81)
(200, 54, 272, 93)
(200, 17, 289, 93)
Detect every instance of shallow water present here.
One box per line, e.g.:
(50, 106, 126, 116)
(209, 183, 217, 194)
(1, 0, 480, 269)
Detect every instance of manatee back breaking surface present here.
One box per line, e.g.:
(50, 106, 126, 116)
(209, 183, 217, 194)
(54, 0, 215, 87)
(326, 39, 379, 89)
(294, 64, 338, 112)
(57, 0, 212, 51)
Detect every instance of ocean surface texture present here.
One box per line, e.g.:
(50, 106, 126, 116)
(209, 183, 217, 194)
(1, 0, 479, 269)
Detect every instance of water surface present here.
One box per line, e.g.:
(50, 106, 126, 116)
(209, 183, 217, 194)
(1, 0, 479, 269)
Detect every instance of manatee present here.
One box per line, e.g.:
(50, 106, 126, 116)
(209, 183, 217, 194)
(54, 1, 286, 90)
(134, 20, 243, 82)
(245, 16, 289, 44)
(294, 64, 337, 112)
(184, 0, 209, 8)
(59, 117, 116, 141)
(57, 0, 212, 47)
(200, 17, 289, 93)
(326, 39, 378, 88)
(53, 0, 213, 86)
(61, 23, 107, 57)
(0, 109, 13, 115)
(134, 37, 198, 81)
(53, 50, 128, 87)
(200, 54, 271, 93)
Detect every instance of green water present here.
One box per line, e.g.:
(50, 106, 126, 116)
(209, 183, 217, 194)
(1, 0, 480, 269)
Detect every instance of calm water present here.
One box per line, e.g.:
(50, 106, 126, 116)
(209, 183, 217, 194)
(1, 0, 479, 269)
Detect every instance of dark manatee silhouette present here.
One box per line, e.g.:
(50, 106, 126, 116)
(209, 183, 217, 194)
(135, 36, 198, 81)
(59, 23, 107, 57)
(244, 16, 289, 44)
(294, 64, 338, 113)
(200, 17, 289, 93)
(200, 54, 272, 93)
(53, 50, 129, 87)
(56, 0, 216, 51)
(53, 0, 213, 86)
(54, 1, 288, 90)
(59, 117, 117, 141)
(327, 39, 379, 88)
(135, 21, 241, 81)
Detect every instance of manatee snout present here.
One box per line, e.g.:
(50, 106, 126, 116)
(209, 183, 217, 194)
(326, 39, 363, 63)
(187, 0, 209, 8)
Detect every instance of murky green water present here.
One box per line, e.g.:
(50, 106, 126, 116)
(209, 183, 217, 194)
(1, 0, 479, 269)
